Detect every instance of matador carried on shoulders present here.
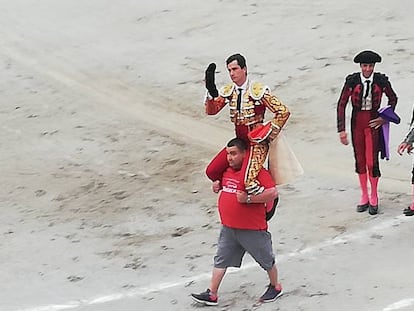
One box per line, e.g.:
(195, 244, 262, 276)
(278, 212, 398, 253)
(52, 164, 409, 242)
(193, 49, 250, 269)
(204, 53, 290, 195)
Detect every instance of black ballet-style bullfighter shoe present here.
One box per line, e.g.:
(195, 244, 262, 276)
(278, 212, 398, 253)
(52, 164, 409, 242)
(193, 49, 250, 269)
(368, 204, 378, 215)
(356, 203, 369, 213)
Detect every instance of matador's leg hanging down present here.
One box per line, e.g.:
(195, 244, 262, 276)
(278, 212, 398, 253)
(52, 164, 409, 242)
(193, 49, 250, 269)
(244, 142, 269, 195)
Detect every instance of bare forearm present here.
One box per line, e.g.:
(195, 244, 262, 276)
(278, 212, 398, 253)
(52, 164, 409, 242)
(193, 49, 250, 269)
(250, 187, 278, 203)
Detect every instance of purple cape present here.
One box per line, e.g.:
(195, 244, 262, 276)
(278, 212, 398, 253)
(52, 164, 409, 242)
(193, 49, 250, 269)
(378, 106, 400, 160)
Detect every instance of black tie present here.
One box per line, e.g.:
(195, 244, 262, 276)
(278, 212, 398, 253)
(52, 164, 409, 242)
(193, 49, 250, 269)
(364, 80, 370, 99)
(236, 88, 243, 112)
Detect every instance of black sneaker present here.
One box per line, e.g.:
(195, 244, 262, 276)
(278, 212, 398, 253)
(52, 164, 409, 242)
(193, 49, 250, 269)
(191, 289, 218, 306)
(259, 284, 283, 303)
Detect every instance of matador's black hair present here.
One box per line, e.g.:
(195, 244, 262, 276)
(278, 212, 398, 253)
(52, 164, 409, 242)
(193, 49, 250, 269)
(226, 53, 247, 69)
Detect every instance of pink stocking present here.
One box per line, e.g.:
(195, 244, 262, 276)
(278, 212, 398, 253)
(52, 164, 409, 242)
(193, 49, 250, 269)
(369, 176, 379, 206)
(358, 173, 369, 205)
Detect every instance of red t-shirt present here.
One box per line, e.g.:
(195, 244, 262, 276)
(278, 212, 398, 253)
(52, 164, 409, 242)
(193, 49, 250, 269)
(218, 167, 275, 230)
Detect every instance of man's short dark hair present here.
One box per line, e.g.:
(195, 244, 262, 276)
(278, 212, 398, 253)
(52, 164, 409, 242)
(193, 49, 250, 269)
(227, 137, 248, 151)
(226, 53, 246, 69)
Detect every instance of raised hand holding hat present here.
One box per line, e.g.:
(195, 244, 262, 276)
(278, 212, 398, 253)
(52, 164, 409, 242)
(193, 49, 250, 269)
(205, 63, 219, 98)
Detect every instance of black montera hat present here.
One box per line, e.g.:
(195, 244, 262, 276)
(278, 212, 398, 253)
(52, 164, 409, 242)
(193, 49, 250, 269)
(353, 50, 382, 64)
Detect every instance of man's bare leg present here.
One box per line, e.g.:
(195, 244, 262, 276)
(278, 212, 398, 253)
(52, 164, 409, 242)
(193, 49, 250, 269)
(209, 267, 226, 295)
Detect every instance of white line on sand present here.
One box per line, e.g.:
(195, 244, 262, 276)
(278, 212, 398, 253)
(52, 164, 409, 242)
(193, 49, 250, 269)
(16, 215, 412, 311)
(382, 299, 414, 311)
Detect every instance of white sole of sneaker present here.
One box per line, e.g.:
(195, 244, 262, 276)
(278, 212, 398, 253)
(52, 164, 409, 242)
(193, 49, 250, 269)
(191, 295, 218, 306)
(260, 291, 283, 303)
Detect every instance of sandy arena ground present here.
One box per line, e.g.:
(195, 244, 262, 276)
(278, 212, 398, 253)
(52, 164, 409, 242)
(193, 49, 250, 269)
(1, 1, 414, 310)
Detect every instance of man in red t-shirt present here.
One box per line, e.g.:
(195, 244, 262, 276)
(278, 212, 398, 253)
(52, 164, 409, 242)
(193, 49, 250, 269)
(191, 138, 283, 306)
